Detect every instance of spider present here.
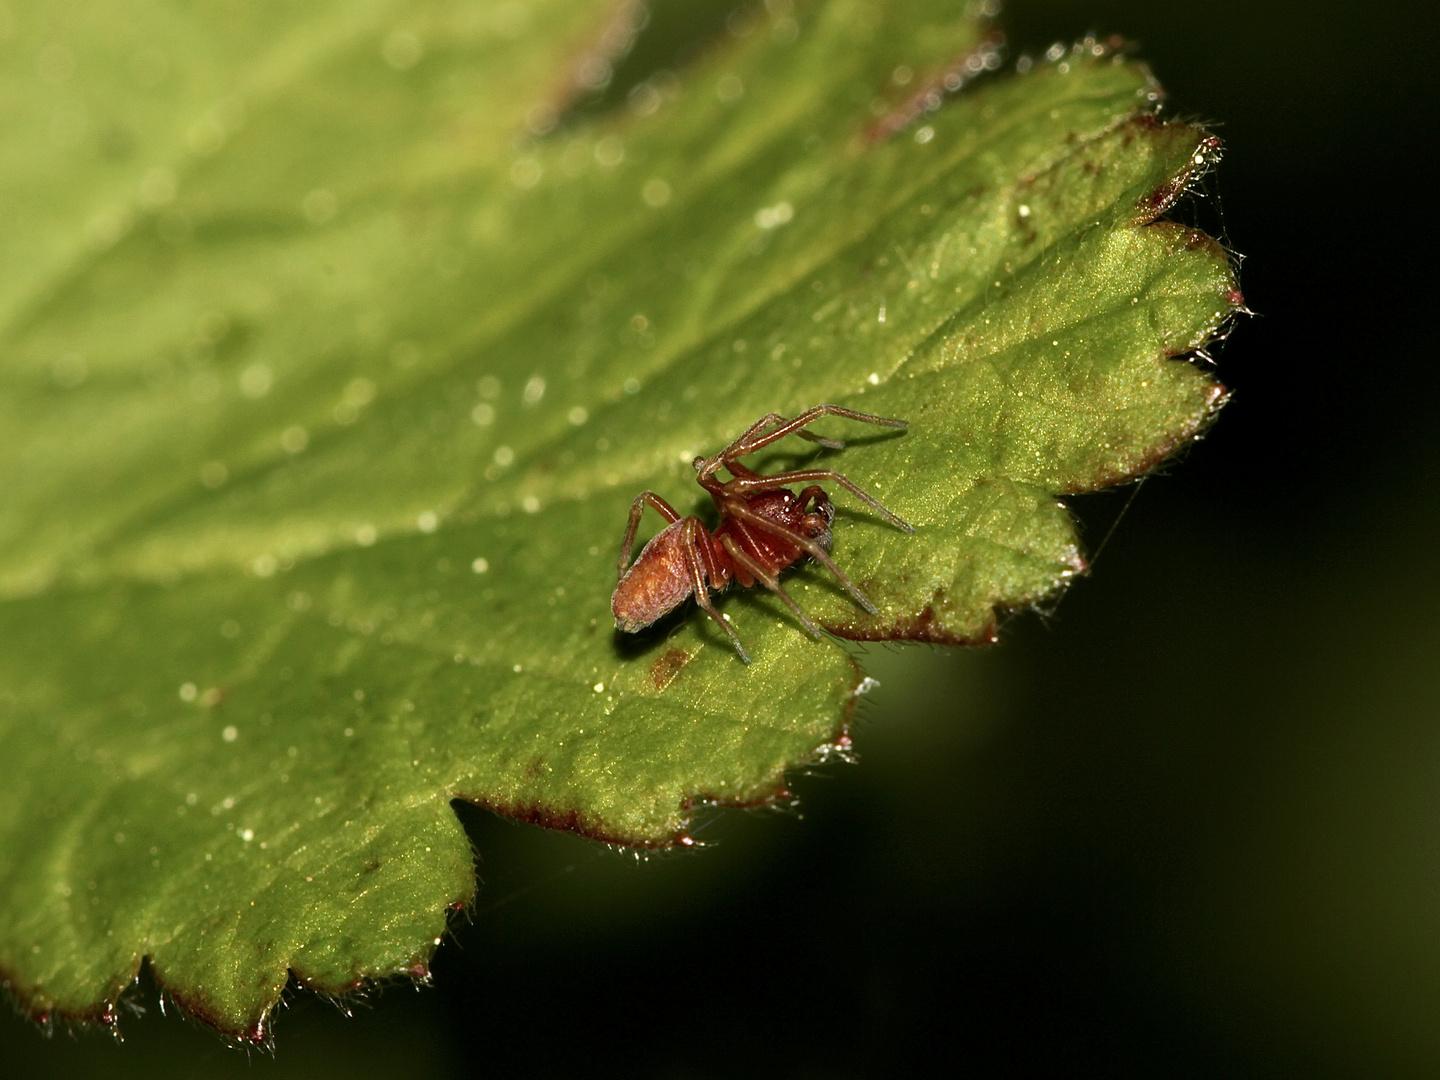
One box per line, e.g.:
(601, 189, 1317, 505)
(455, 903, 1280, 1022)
(611, 404, 913, 662)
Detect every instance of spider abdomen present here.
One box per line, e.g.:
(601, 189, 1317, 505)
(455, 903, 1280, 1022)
(612, 518, 727, 632)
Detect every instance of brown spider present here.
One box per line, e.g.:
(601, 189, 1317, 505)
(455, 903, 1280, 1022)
(611, 404, 913, 662)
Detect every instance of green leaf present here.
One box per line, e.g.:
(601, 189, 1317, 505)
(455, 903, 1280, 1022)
(0, 0, 1239, 1039)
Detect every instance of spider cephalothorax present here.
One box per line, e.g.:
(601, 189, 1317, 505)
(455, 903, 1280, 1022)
(612, 404, 912, 662)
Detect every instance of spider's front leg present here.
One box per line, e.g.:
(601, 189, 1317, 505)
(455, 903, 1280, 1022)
(723, 404, 907, 466)
(695, 404, 900, 485)
(722, 412, 847, 459)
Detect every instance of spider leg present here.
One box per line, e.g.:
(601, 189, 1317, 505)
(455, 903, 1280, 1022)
(724, 499, 879, 615)
(682, 519, 751, 663)
(618, 491, 683, 577)
(719, 535, 823, 639)
(728, 414, 786, 452)
(696, 405, 901, 484)
(727, 469, 914, 533)
(725, 414, 846, 458)
(729, 405, 906, 460)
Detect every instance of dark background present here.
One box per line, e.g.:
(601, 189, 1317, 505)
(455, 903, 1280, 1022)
(6, 0, 1438, 1075)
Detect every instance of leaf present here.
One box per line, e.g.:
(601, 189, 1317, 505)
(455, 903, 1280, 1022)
(0, 0, 1240, 1040)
